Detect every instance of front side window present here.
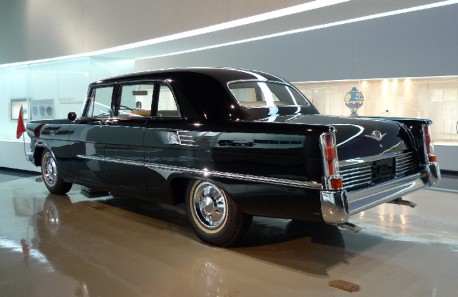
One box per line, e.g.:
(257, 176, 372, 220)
(228, 81, 309, 108)
(87, 86, 114, 117)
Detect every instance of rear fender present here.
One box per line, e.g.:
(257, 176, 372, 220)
(32, 142, 53, 167)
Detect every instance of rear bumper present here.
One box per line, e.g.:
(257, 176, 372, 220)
(320, 161, 441, 224)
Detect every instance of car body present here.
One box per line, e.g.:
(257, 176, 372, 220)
(26, 67, 441, 246)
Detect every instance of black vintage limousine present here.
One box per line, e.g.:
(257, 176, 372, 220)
(26, 67, 441, 246)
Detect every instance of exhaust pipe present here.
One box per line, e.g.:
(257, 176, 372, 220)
(388, 198, 417, 208)
(338, 222, 361, 233)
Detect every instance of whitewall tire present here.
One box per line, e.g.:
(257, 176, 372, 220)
(185, 180, 252, 246)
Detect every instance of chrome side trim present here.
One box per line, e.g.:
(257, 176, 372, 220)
(77, 155, 322, 190)
(148, 162, 322, 189)
(78, 155, 145, 167)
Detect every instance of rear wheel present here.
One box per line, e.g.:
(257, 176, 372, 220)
(185, 180, 252, 246)
(41, 150, 73, 194)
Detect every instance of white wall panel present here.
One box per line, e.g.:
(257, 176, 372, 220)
(352, 6, 458, 79)
(0, 141, 40, 172)
(81, 0, 229, 52)
(136, 4, 458, 82)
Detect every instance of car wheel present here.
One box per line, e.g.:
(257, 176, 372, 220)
(185, 180, 252, 246)
(41, 150, 73, 194)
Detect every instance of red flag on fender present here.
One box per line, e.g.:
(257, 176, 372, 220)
(16, 105, 26, 139)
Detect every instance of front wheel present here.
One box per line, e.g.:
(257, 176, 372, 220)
(41, 150, 73, 194)
(185, 180, 252, 246)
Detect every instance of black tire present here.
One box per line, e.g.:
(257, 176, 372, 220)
(41, 150, 73, 194)
(185, 180, 252, 246)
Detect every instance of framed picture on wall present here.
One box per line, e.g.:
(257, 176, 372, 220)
(31, 99, 55, 120)
(10, 98, 29, 120)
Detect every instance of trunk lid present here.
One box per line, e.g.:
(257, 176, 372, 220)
(266, 114, 421, 191)
(267, 114, 415, 161)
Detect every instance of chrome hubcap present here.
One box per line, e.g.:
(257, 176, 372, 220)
(193, 182, 227, 229)
(43, 154, 57, 186)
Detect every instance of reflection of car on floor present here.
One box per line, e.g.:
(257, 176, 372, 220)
(36, 195, 226, 297)
(26, 67, 440, 246)
(35, 195, 347, 296)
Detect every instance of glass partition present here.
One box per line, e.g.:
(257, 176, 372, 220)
(294, 77, 458, 144)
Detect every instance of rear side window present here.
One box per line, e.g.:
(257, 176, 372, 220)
(228, 81, 309, 108)
(156, 84, 181, 118)
(86, 86, 114, 117)
(119, 84, 155, 118)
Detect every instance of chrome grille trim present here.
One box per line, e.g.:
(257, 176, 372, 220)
(340, 151, 418, 192)
(394, 152, 416, 175)
(343, 172, 372, 182)
(340, 164, 372, 190)
(177, 131, 197, 146)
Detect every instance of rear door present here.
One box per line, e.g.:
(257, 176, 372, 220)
(144, 82, 189, 200)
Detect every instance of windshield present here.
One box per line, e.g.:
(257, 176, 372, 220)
(228, 81, 309, 108)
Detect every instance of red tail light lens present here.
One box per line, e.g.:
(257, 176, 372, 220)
(34, 124, 44, 138)
(423, 125, 432, 154)
(320, 132, 342, 189)
(324, 134, 337, 176)
(422, 124, 436, 162)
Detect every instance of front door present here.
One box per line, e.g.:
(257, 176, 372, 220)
(68, 85, 115, 186)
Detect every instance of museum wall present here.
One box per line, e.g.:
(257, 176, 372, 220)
(136, 4, 458, 82)
(0, 57, 134, 171)
(0, 0, 306, 64)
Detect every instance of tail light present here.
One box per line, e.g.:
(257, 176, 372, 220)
(34, 124, 44, 138)
(422, 125, 437, 163)
(320, 132, 343, 190)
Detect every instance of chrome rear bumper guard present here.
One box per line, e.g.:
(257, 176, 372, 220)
(320, 162, 440, 225)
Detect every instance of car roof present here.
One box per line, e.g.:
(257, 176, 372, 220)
(92, 67, 287, 85)
(88, 67, 303, 122)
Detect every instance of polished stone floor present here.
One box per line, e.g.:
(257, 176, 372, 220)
(0, 172, 457, 297)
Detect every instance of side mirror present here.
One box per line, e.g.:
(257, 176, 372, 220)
(67, 112, 77, 121)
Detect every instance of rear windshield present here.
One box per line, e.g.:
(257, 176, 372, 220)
(228, 81, 309, 108)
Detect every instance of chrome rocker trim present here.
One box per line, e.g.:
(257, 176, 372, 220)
(320, 161, 441, 225)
